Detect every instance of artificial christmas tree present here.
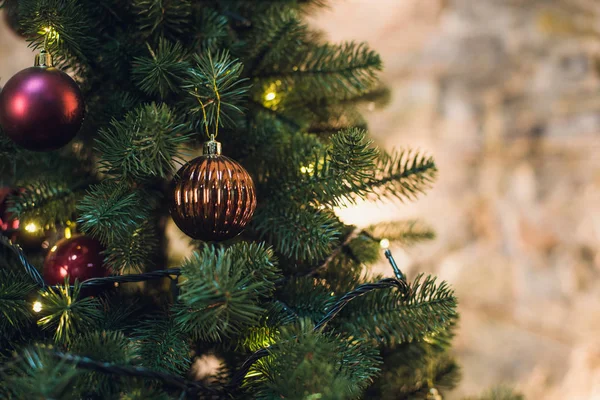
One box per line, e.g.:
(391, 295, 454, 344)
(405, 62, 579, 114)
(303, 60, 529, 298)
(0, 1, 464, 399)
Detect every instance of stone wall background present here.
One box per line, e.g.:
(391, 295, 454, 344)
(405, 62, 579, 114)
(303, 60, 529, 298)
(3, 1, 600, 398)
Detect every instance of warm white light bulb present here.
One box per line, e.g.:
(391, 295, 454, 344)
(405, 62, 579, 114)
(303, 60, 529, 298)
(379, 238, 390, 249)
(265, 92, 276, 101)
(32, 301, 42, 313)
(25, 222, 38, 233)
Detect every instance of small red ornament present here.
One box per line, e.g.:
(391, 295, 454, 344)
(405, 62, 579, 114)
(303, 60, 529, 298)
(43, 234, 107, 285)
(0, 50, 84, 151)
(169, 140, 257, 241)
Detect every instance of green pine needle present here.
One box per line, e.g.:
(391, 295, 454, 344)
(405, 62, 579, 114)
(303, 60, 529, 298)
(248, 322, 381, 400)
(334, 274, 458, 346)
(7, 180, 84, 229)
(305, 127, 378, 205)
(196, 8, 229, 52)
(77, 181, 152, 246)
(4, 346, 81, 399)
(96, 103, 192, 181)
(132, 317, 191, 376)
(132, 39, 190, 99)
(70, 330, 133, 396)
(133, 0, 192, 40)
(175, 243, 280, 341)
(37, 282, 102, 344)
(183, 50, 251, 130)
(367, 149, 438, 203)
(18, 0, 98, 67)
(103, 221, 159, 274)
(366, 220, 436, 246)
(252, 204, 342, 263)
(259, 41, 382, 101)
(0, 270, 37, 334)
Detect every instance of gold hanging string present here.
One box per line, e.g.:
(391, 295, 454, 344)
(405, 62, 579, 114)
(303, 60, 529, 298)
(194, 88, 211, 139)
(194, 52, 222, 141)
(43, 27, 50, 51)
(208, 51, 221, 140)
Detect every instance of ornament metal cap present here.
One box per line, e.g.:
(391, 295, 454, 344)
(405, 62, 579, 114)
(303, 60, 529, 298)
(203, 139, 222, 156)
(34, 49, 53, 67)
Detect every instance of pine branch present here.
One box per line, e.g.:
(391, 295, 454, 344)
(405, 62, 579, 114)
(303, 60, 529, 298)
(333, 274, 458, 346)
(243, 8, 311, 74)
(237, 301, 297, 351)
(18, 0, 99, 68)
(77, 181, 153, 246)
(285, 128, 379, 207)
(174, 243, 280, 341)
(195, 7, 229, 52)
(252, 203, 342, 263)
(133, 317, 191, 376)
(3, 346, 81, 399)
(132, 39, 190, 99)
(0, 270, 37, 335)
(369, 324, 459, 399)
(358, 149, 438, 203)
(70, 330, 133, 397)
(7, 180, 88, 229)
(246, 322, 381, 399)
(366, 219, 436, 246)
(347, 233, 381, 265)
(276, 277, 334, 322)
(96, 103, 192, 181)
(182, 50, 251, 130)
(103, 221, 159, 273)
(37, 282, 102, 344)
(132, 0, 192, 41)
(257, 42, 382, 101)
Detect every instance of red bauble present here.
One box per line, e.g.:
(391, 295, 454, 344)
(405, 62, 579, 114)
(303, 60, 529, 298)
(169, 140, 257, 241)
(43, 235, 107, 285)
(0, 51, 84, 151)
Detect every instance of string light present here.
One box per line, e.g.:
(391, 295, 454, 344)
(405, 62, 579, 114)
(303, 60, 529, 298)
(379, 238, 390, 249)
(64, 226, 72, 239)
(24, 222, 39, 233)
(32, 301, 42, 313)
(300, 163, 315, 174)
(264, 91, 276, 101)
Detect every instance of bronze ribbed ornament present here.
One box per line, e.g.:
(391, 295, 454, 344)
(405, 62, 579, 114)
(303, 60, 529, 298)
(169, 140, 257, 241)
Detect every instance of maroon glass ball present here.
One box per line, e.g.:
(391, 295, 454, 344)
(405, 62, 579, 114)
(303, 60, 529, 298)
(43, 235, 107, 285)
(0, 66, 84, 151)
(170, 154, 257, 241)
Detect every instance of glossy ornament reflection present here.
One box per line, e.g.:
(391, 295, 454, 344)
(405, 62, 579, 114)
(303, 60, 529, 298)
(169, 140, 257, 241)
(0, 50, 84, 151)
(43, 234, 107, 285)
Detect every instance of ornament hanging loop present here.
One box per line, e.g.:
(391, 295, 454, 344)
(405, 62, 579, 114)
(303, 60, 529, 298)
(202, 139, 222, 156)
(34, 49, 53, 67)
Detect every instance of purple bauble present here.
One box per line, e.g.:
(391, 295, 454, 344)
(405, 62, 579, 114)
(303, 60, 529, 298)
(0, 54, 84, 151)
(44, 235, 107, 285)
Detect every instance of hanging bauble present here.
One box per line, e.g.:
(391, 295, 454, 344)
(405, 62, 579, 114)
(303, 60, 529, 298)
(169, 140, 257, 241)
(43, 234, 107, 285)
(0, 50, 84, 151)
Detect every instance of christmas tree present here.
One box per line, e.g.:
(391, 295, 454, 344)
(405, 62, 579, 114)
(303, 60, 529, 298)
(0, 1, 461, 398)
